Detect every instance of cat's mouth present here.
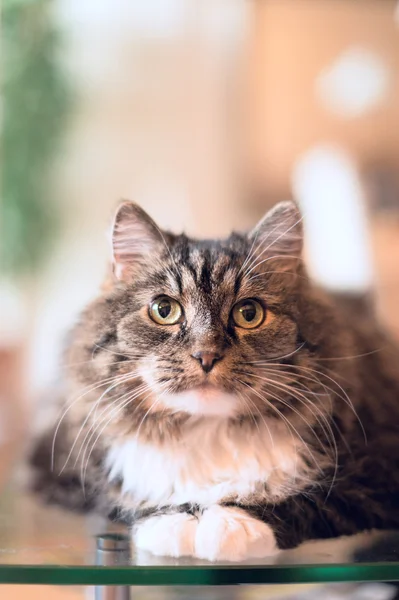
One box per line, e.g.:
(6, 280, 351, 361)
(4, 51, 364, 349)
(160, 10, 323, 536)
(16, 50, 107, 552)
(159, 383, 241, 418)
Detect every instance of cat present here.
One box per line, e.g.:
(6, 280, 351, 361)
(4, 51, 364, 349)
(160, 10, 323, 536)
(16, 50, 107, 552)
(31, 200, 399, 562)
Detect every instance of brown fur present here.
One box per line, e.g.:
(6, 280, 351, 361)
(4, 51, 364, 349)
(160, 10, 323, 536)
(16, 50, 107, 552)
(31, 201, 399, 550)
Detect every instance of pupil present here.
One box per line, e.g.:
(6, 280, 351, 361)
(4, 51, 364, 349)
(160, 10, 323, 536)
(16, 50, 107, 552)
(158, 300, 171, 319)
(241, 304, 256, 321)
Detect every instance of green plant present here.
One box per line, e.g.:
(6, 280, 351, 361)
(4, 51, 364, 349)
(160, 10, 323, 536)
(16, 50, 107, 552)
(2, 0, 71, 275)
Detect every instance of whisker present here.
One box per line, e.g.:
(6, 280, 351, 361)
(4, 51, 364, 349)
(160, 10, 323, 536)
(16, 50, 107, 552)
(51, 370, 142, 470)
(244, 361, 358, 423)
(237, 390, 261, 433)
(61, 355, 149, 369)
(257, 378, 330, 454)
(92, 344, 140, 359)
(230, 380, 274, 446)
(283, 363, 366, 443)
(237, 379, 324, 475)
(81, 384, 168, 488)
(250, 366, 332, 402)
(245, 343, 306, 364)
(77, 376, 154, 469)
(237, 380, 305, 484)
(253, 362, 359, 440)
(69, 382, 148, 473)
(264, 367, 354, 446)
(80, 385, 154, 491)
(243, 370, 339, 491)
(317, 348, 384, 361)
(135, 388, 168, 440)
(248, 372, 333, 427)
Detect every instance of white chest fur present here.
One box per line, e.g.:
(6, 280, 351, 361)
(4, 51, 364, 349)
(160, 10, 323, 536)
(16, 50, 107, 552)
(106, 417, 305, 510)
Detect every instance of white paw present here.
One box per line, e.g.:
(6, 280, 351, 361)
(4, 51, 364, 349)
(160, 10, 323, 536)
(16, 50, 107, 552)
(133, 512, 198, 557)
(195, 506, 278, 562)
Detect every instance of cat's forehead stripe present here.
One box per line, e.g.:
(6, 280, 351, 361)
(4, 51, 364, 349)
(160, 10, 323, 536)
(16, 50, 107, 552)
(168, 246, 241, 299)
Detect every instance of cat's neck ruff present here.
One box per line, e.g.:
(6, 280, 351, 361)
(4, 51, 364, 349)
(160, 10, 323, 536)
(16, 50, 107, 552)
(106, 415, 310, 510)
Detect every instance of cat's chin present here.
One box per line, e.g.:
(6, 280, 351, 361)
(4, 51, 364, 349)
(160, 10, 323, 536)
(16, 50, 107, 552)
(160, 385, 240, 417)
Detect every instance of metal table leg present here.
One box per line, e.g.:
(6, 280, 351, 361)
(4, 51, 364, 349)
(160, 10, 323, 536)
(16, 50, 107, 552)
(95, 533, 131, 600)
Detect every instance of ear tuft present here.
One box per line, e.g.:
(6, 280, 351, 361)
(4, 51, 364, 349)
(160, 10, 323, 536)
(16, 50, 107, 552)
(111, 201, 164, 281)
(247, 201, 303, 273)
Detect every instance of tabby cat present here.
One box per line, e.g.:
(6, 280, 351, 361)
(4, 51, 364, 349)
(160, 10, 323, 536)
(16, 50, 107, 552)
(32, 200, 399, 562)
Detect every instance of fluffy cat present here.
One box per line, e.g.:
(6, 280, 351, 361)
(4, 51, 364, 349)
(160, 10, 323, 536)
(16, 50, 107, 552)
(31, 200, 399, 562)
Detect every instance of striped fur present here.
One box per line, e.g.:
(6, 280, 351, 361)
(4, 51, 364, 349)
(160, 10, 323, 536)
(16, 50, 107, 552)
(31, 200, 399, 561)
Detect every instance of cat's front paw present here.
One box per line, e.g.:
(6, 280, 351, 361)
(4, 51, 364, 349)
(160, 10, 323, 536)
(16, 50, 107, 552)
(133, 506, 278, 562)
(195, 506, 278, 562)
(133, 512, 198, 558)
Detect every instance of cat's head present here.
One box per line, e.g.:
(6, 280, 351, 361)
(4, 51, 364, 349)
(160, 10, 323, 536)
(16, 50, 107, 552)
(69, 200, 338, 428)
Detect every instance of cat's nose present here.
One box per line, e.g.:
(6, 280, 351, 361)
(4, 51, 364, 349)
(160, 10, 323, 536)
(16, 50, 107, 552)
(191, 351, 224, 374)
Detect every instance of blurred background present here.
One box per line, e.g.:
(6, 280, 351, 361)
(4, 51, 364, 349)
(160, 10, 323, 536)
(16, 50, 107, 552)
(1, 0, 399, 597)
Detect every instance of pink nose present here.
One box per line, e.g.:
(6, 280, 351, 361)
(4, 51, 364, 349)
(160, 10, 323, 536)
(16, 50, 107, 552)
(191, 351, 223, 373)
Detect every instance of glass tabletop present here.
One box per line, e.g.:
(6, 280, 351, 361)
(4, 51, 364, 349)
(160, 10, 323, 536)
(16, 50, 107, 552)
(1, 483, 399, 586)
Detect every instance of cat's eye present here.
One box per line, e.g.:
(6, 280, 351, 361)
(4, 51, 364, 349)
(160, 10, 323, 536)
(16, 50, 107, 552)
(232, 299, 265, 329)
(149, 296, 183, 325)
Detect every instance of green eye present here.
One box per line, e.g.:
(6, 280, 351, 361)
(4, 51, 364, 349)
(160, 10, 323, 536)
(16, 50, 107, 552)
(149, 296, 183, 325)
(232, 299, 265, 329)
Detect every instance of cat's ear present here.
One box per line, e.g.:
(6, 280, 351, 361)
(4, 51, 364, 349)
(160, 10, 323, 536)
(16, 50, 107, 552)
(248, 201, 303, 271)
(111, 201, 166, 281)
